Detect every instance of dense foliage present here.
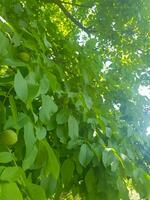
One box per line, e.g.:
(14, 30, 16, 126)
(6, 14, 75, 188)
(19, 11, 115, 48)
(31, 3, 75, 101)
(0, 0, 150, 199)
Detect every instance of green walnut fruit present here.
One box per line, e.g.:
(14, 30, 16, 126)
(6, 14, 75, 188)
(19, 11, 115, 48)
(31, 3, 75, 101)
(0, 129, 18, 146)
(19, 52, 30, 62)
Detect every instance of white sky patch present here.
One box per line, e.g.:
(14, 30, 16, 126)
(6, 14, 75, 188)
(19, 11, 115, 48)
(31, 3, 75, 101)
(138, 85, 150, 136)
(101, 94, 106, 103)
(132, 33, 138, 40)
(111, 22, 116, 31)
(0, 16, 6, 23)
(0, 15, 14, 30)
(86, 5, 96, 18)
(135, 49, 143, 57)
(101, 60, 112, 73)
(113, 103, 121, 111)
(146, 127, 150, 136)
(77, 31, 89, 46)
(77, 30, 95, 46)
(138, 85, 150, 99)
(93, 129, 97, 137)
(140, 67, 150, 75)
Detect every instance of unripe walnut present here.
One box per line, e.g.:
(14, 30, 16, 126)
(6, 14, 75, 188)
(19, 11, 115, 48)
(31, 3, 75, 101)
(0, 129, 18, 146)
(19, 52, 30, 62)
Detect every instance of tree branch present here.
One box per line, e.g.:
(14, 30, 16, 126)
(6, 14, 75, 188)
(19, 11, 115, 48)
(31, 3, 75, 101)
(52, 0, 91, 34)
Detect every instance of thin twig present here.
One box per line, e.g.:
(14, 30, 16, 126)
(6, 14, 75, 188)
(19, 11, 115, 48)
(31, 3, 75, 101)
(3, 85, 14, 104)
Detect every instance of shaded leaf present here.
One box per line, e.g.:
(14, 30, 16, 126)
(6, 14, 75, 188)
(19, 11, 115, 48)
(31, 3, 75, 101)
(38, 75, 50, 95)
(102, 148, 114, 168)
(0, 102, 6, 131)
(68, 115, 79, 140)
(117, 178, 130, 200)
(85, 168, 96, 193)
(56, 126, 68, 144)
(79, 144, 94, 167)
(42, 140, 60, 180)
(56, 109, 70, 124)
(61, 159, 74, 185)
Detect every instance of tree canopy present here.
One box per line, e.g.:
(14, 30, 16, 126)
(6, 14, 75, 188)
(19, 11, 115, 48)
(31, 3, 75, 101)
(0, 0, 150, 199)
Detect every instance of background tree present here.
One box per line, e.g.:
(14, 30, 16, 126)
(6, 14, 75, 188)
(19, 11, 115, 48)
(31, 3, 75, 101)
(0, 0, 150, 199)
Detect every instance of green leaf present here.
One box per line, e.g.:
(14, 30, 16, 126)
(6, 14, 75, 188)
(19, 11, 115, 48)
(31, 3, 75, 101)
(68, 115, 79, 140)
(61, 159, 74, 185)
(97, 117, 106, 133)
(17, 113, 29, 129)
(56, 126, 68, 144)
(38, 75, 50, 95)
(43, 35, 52, 48)
(40, 62, 60, 91)
(36, 125, 47, 140)
(102, 147, 124, 169)
(0, 167, 24, 182)
(27, 83, 39, 103)
(0, 166, 5, 175)
(46, 72, 60, 92)
(47, 115, 56, 130)
(14, 71, 28, 103)
(42, 140, 60, 180)
(117, 178, 130, 200)
(79, 144, 94, 167)
(0, 182, 23, 200)
(67, 139, 83, 149)
(106, 127, 111, 138)
(0, 152, 13, 163)
(23, 121, 37, 170)
(27, 183, 46, 200)
(34, 141, 47, 169)
(85, 168, 96, 193)
(133, 168, 150, 198)
(41, 174, 57, 196)
(102, 148, 114, 168)
(75, 160, 83, 174)
(11, 32, 21, 47)
(56, 109, 69, 124)
(91, 143, 102, 161)
(24, 121, 36, 154)
(83, 94, 93, 110)
(1, 1, 150, 199)
(39, 95, 58, 124)
(23, 145, 38, 170)
(0, 102, 6, 131)
(0, 31, 9, 56)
